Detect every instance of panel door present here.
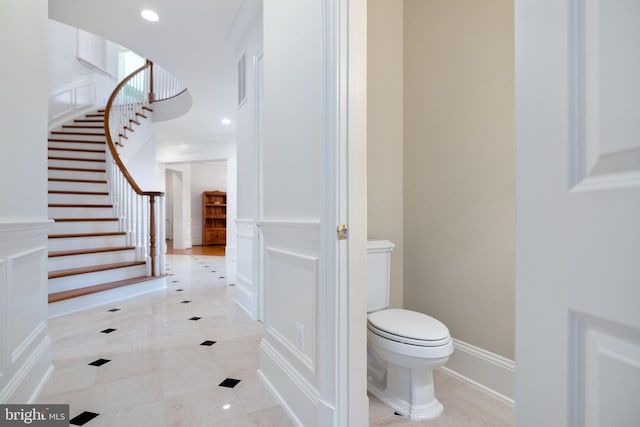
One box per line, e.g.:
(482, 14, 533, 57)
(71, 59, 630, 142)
(515, 1, 640, 425)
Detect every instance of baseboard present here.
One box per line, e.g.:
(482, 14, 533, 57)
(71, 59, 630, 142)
(442, 338, 515, 404)
(48, 276, 166, 318)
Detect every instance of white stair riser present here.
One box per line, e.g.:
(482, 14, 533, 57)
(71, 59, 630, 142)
(48, 206, 114, 218)
(48, 141, 106, 151)
(48, 158, 106, 170)
(48, 193, 111, 205)
(48, 180, 108, 193)
(48, 133, 106, 142)
(48, 249, 136, 271)
(48, 170, 106, 180)
(48, 234, 127, 252)
(50, 221, 119, 234)
(48, 149, 105, 161)
(49, 264, 147, 294)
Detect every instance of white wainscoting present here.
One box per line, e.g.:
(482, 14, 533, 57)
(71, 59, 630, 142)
(256, 219, 326, 427)
(442, 338, 515, 404)
(0, 221, 53, 403)
(235, 219, 257, 319)
(48, 74, 116, 128)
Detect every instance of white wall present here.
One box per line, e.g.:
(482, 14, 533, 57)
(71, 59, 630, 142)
(367, 0, 404, 309)
(0, 0, 53, 403)
(48, 19, 118, 125)
(259, 1, 328, 425)
(118, 115, 159, 191)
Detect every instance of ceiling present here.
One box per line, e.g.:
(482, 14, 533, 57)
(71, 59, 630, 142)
(48, 0, 250, 156)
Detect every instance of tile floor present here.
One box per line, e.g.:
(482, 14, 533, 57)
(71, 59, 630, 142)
(38, 254, 513, 426)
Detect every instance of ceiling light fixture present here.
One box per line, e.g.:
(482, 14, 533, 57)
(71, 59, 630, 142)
(141, 9, 159, 22)
(221, 118, 231, 125)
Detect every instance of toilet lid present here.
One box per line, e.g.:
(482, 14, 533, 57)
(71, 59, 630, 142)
(368, 309, 450, 342)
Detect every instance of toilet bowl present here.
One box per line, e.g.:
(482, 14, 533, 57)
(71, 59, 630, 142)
(367, 240, 453, 420)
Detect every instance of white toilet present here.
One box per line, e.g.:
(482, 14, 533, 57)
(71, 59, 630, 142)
(367, 240, 453, 420)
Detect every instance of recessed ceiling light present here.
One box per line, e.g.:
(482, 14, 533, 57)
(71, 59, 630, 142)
(141, 9, 159, 22)
(221, 118, 231, 125)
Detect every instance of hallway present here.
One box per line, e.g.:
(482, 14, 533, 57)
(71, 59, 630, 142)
(37, 254, 291, 426)
(37, 253, 513, 426)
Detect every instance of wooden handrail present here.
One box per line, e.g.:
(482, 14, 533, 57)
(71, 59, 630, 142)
(103, 61, 162, 197)
(103, 61, 164, 276)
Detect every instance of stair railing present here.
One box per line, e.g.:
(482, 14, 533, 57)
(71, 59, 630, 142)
(103, 60, 184, 277)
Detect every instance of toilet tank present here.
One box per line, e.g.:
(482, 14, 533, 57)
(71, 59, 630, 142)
(367, 240, 395, 313)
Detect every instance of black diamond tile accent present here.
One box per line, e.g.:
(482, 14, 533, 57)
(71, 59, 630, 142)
(200, 340, 216, 346)
(219, 378, 241, 388)
(219, 276, 225, 279)
(100, 328, 116, 334)
(181, 300, 192, 304)
(70, 411, 99, 426)
(189, 317, 202, 321)
(176, 289, 184, 292)
(89, 359, 111, 366)
(204, 265, 210, 268)
(169, 273, 175, 276)
(89, 358, 110, 367)
(171, 280, 179, 283)
(210, 270, 217, 272)
(394, 412, 402, 416)
(108, 308, 120, 312)
(228, 284, 236, 287)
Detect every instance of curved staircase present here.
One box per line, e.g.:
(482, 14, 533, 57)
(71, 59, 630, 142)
(48, 110, 153, 305)
(47, 60, 185, 315)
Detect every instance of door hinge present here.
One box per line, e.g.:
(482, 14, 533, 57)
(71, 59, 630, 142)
(337, 224, 348, 240)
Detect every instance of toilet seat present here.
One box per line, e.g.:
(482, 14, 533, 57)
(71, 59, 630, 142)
(368, 309, 451, 347)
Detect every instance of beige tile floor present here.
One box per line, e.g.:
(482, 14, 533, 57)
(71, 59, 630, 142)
(38, 254, 513, 427)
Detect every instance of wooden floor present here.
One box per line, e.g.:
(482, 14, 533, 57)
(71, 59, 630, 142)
(165, 240, 226, 256)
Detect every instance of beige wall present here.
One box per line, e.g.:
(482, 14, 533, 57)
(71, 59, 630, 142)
(403, 0, 515, 359)
(367, 0, 404, 308)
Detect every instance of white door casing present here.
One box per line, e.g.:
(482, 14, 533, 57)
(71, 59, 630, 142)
(515, 1, 640, 426)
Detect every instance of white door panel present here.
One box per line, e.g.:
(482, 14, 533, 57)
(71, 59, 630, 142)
(516, 0, 640, 426)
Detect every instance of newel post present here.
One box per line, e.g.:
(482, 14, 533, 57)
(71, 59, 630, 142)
(148, 60, 155, 103)
(149, 194, 156, 276)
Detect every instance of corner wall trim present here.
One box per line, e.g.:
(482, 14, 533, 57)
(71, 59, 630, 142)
(441, 338, 515, 404)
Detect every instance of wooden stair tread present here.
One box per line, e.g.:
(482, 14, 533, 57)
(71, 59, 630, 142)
(49, 178, 107, 184)
(142, 106, 153, 112)
(49, 246, 135, 258)
(48, 166, 106, 173)
(52, 217, 118, 222)
(48, 156, 106, 163)
(48, 274, 166, 303)
(48, 190, 109, 196)
(48, 203, 113, 208)
(49, 231, 126, 239)
(135, 112, 148, 119)
(74, 119, 103, 123)
(48, 260, 146, 279)
(85, 113, 105, 117)
(48, 138, 105, 144)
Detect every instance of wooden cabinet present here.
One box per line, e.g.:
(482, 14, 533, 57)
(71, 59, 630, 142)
(202, 191, 227, 245)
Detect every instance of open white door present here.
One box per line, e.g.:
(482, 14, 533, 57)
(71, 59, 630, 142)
(516, 1, 640, 425)
(257, 0, 367, 426)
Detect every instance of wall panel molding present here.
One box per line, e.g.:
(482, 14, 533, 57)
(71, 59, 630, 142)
(0, 220, 51, 403)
